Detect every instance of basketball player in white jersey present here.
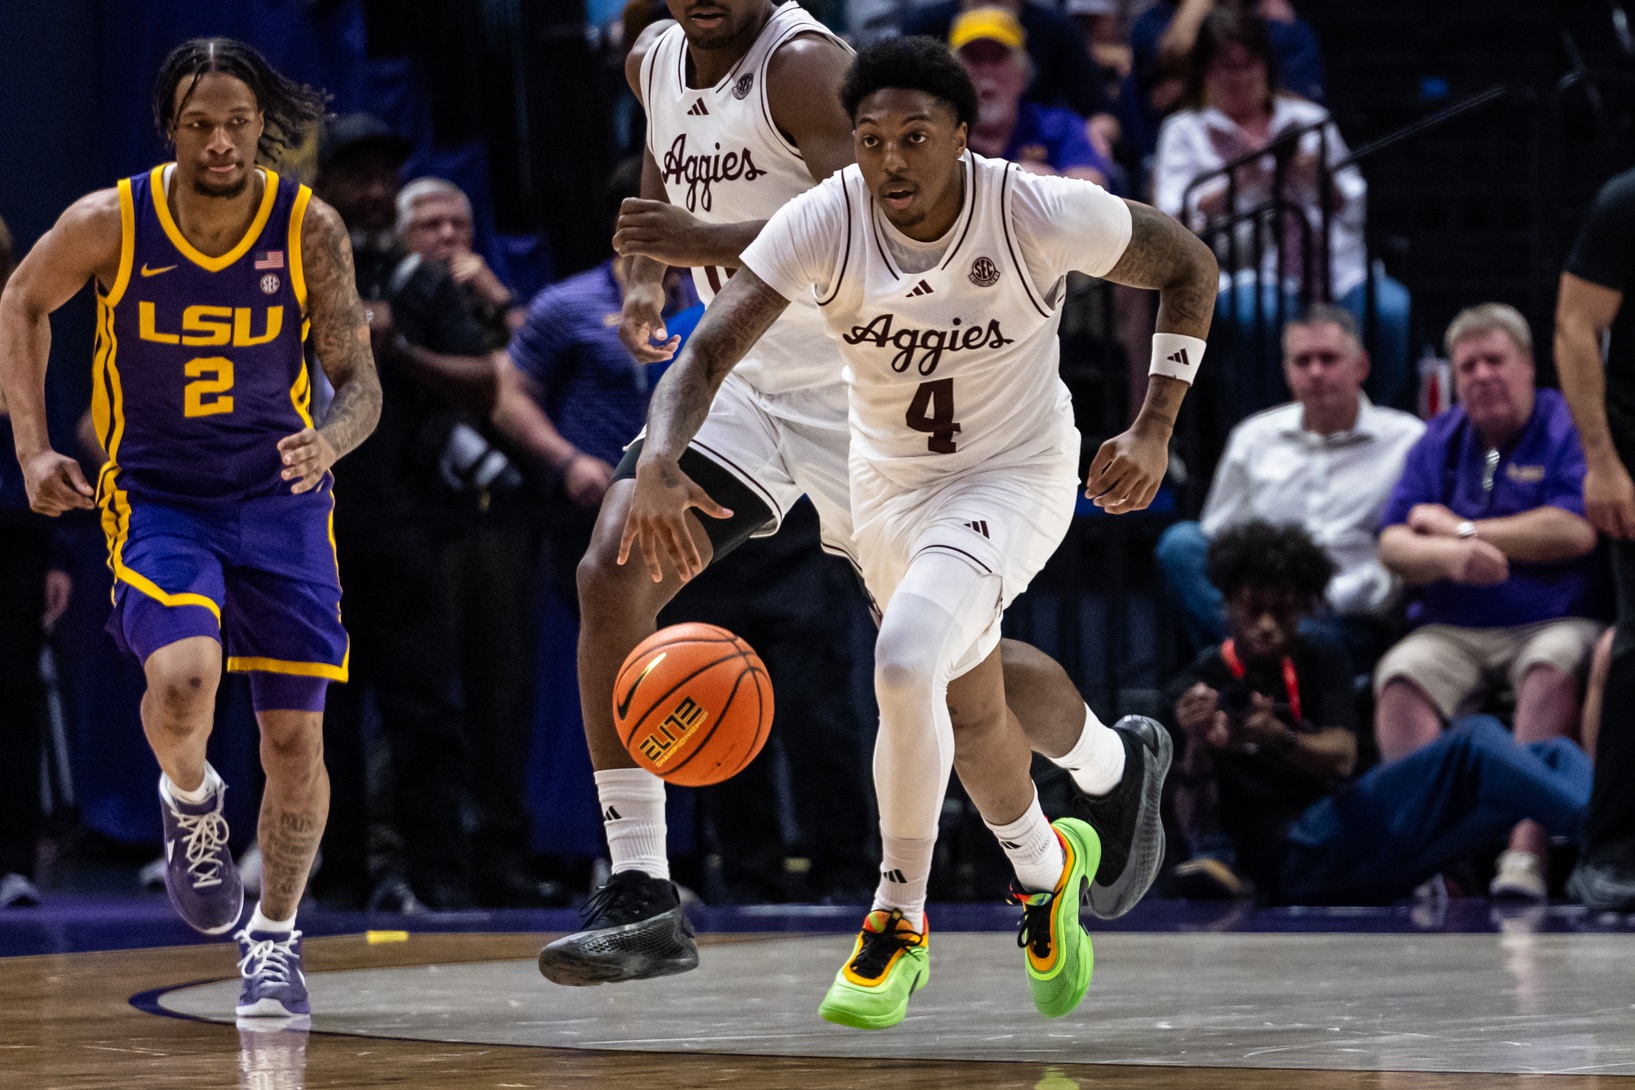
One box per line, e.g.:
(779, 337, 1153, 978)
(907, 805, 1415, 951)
(543, 0, 1171, 988)
(619, 38, 1217, 1027)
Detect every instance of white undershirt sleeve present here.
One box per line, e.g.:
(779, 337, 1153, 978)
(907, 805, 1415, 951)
(1010, 170, 1135, 294)
(738, 174, 848, 303)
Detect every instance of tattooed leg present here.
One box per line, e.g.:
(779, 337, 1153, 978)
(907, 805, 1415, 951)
(255, 709, 330, 920)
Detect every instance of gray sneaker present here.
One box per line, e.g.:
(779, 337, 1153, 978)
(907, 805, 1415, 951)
(1569, 857, 1635, 913)
(159, 776, 244, 935)
(538, 870, 699, 986)
(1069, 715, 1173, 919)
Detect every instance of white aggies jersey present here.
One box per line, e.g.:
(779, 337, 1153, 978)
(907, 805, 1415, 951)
(640, 2, 847, 396)
(741, 152, 1134, 490)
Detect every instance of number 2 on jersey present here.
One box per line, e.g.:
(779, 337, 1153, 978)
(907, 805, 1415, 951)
(183, 356, 235, 417)
(905, 378, 959, 453)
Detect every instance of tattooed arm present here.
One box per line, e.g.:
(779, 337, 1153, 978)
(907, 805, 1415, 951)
(619, 269, 790, 582)
(278, 197, 383, 494)
(1084, 200, 1218, 513)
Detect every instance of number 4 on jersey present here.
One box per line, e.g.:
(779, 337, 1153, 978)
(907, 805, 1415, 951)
(905, 378, 959, 453)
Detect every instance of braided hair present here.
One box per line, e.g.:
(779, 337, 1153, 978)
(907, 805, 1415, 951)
(153, 38, 328, 164)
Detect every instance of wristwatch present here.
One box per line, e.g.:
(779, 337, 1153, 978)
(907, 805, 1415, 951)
(1454, 520, 1477, 540)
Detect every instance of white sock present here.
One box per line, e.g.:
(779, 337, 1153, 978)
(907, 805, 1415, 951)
(871, 833, 936, 931)
(1050, 704, 1126, 797)
(595, 768, 669, 881)
(987, 791, 1066, 893)
(248, 903, 295, 935)
(162, 763, 223, 807)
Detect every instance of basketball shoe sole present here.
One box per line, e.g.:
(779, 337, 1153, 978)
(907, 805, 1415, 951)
(537, 905, 699, 986)
(1076, 715, 1172, 919)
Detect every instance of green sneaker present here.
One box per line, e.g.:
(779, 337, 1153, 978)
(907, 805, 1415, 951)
(1011, 817, 1100, 1019)
(818, 909, 929, 1030)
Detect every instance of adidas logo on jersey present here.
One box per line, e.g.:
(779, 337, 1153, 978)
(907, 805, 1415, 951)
(907, 280, 934, 297)
(963, 520, 990, 538)
(603, 806, 622, 821)
(661, 133, 768, 213)
(687, 99, 709, 116)
(1167, 348, 1190, 367)
(882, 868, 908, 884)
(843, 312, 1015, 376)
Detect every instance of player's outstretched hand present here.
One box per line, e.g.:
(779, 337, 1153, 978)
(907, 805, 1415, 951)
(619, 455, 733, 583)
(618, 280, 681, 364)
(1085, 423, 1169, 514)
(22, 449, 95, 516)
(278, 428, 339, 494)
(614, 198, 705, 267)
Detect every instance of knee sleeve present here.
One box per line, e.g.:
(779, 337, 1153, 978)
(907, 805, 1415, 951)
(871, 552, 1003, 840)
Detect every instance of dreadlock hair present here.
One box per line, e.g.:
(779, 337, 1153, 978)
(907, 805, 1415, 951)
(1206, 520, 1335, 603)
(839, 36, 980, 132)
(153, 38, 329, 164)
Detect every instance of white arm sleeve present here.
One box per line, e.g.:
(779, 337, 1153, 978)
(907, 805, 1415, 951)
(738, 175, 848, 303)
(1009, 170, 1134, 293)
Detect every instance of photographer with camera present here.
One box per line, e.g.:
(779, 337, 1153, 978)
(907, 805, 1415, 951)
(1166, 520, 1593, 904)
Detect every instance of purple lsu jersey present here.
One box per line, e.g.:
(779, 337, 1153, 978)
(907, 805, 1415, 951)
(93, 164, 316, 508)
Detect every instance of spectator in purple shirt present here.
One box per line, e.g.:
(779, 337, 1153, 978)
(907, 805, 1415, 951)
(953, 7, 1117, 188)
(1374, 303, 1606, 900)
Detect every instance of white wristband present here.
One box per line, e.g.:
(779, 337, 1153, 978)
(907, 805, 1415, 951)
(1149, 333, 1206, 384)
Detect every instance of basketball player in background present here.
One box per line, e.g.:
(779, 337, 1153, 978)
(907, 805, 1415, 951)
(543, 0, 1173, 987)
(620, 38, 1215, 1026)
(0, 39, 381, 1016)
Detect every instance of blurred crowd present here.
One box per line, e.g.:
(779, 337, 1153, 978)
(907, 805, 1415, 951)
(3, 0, 1633, 915)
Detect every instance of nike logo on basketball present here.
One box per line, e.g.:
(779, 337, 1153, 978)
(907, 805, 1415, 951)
(907, 280, 934, 297)
(687, 99, 709, 116)
(963, 520, 990, 538)
(1167, 348, 1190, 367)
(140, 263, 177, 277)
(882, 868, 907, 883)
(615, 652, 668, 720)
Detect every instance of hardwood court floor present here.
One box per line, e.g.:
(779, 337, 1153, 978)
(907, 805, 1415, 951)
(4, 929, 1633, 1089)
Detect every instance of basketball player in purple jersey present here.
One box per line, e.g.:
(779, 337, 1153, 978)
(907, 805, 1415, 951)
(0, 39, 381, 1017)
(542, 0, 1171, 987)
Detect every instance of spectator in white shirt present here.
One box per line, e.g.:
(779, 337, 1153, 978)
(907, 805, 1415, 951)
(1151, 10, 1410, 427)
(1157, 303, 1425, 667)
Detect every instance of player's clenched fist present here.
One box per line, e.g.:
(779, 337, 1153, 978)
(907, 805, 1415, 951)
(277, 427, 338, 494)
(619, 454, 733, 584)
(1084, 420, 1171, 514)
(21, 449, 95, 516)
(613, 198, 706, 267)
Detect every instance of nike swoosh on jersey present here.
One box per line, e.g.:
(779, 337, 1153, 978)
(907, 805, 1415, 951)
(140, 264, 178, 277)
(615, 651, 667, 720)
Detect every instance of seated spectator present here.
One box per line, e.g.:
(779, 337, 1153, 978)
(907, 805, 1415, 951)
(1158, 304, 1424, 668)
(1167, 520, 1593, 905)
(398, 177, 525, 344)
(904, 0, 1121, 162)
(1375, 303, 1606, 900)
(952, 7, 1115, 187)
(492, 157, 697, 604)
(1152, 11, 1410, 424)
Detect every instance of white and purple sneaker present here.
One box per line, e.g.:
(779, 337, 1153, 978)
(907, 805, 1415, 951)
(159, 776, 244, 935)
(236, 928, 310, 1017)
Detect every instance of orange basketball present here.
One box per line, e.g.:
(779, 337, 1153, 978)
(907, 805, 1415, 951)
(613, 622, 774, 787)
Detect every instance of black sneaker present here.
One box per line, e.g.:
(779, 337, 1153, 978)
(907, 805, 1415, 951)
(537, 870, 699, 986)
(1068, 715, 1172, 920)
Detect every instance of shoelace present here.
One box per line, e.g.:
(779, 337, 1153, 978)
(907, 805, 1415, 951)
(237, 930, 303, 986)
(174, 807, 231, 888)
(849, 910, 922, 980)
(1012, 886, 1056, 959)
(578, 876, 648, 924)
